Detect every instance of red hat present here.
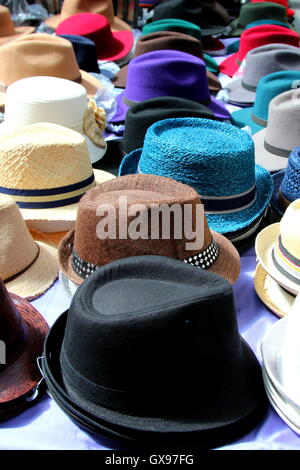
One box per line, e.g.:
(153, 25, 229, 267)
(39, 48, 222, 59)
(219, 24, 300, 77)
(251, 0, 295, 18)
(56, 12, 134, 62)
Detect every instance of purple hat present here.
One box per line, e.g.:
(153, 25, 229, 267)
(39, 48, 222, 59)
(110, 50, 230, 123)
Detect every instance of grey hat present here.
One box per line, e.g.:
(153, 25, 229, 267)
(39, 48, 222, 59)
(226, 44, 300, 106)
(253, 88, 300, 172)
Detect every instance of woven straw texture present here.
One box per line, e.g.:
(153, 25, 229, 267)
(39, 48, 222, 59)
(0, 197, 58, 300)
(281, 147, 300, 201)
(59, 174, 240, 286)
(120, 118, 273, 234)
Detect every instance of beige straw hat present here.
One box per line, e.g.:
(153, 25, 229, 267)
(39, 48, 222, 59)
(0, 195, 58, 300)
(255, 199, 300, 296)
(45, 0, 131, 32)
(0, 34, 104, 109)
(253, 89, 300, 172)
(0, 76, 107, 164)
(254, 263, 295, 318)
(0, 5, 34, 46)
(0, 122, 114, 234)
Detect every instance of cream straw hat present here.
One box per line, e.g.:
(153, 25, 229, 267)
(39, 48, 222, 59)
(0, 123, 114, 233)
(0, 196, 58, 300)
(0, 77, 107, 164)
(255, 199, 300, 296)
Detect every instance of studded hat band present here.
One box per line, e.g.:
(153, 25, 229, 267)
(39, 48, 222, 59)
(72, 240, 219, 280)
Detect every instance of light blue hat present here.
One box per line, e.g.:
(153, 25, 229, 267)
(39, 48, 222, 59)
(119, 118, 273, 235)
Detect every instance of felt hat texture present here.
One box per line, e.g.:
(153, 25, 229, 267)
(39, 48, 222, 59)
(42, 255, 267, 448)
(110, 50, 230, 124)
(0, 5, 34, 46)
(58, 173, 240, 286)
(57, 34, 100, 73)
(119, 118, 273, 238)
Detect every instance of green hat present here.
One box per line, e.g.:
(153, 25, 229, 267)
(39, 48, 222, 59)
(231, 70, 300, 134)
(142, 18, 219, 74)
(229, 2, 289, 37)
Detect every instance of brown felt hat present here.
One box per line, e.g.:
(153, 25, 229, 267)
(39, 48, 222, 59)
(114, 31, 221, 93)
(45, 0, 131, 32)
(0, 34, 104, 109)
(59, 174, 240, 286)
(0, 279, 48, 415)
(0, 5, 34, 46)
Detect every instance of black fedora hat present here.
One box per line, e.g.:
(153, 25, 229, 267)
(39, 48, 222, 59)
(122, 96, 216, 155)
(57, 34, 100, 73)
(152, 0, 230, 36)
(42, 255, 267, 448)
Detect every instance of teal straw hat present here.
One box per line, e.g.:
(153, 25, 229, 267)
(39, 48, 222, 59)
(231, 71, 300, 134)
(119, 118, 273, 236)
(142, 18, 219, 74)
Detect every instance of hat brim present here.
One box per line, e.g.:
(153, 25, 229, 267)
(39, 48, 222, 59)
(255, 222, 299, 296)
(200, 25, 228, 37)
(43, 311, 267, 448)
(113, 64, 221, 93)
(110, 90, 230, 123)
(253, 128, 290, 172)
(228, 18, 243, 37)
(219, 52, 240, 77)
(58, 225, 240, 287)
(20, 169, 115, 233)
(0, 293, 48, 410)
(202, 37, 226, 56)
(254, 263, 294, 318)
(4, 230, 58, 300)
(119, 149, 273, 234)
(226, 78, 256, 106)
(0, 26, 35, 46)
(231, 107, 263, 135)
(97, 30, 133, 62)
(270, 170, 285, 217)
(45, 13, 132, 33)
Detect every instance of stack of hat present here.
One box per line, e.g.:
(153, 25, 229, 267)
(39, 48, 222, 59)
(255, 199, 300, 317)
(261, 293, 300, 434)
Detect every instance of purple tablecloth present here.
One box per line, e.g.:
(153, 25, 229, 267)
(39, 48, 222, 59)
(0, 247, 299, 449)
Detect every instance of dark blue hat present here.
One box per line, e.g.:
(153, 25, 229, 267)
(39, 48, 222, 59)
(57, 34, 100, 73)
(271, 146, 300, 216)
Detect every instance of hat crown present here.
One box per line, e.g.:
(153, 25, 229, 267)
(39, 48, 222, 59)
(281, 147, 300, 202)
(253, 70, 300, 124)
(0, 6, 14, 35)
(57, 34, 100, 73)
(242, 44, 300, 90)
(138, 118, 255, 198)
(238, 2, 287, 28)
(279, 199, 300, 259)
(0, 279, 21, 344)
(122, 96, 214, 154)
(4, 77, 87, 130)
(70, 174, 213, 270)
(61, 255, 241, 410)
(61, 0, 114, 24)
(136, 31, 203, 58)
(237, 25, 299, 63)
(124, 50, 210, 104)
(265, 89, 300, 154)
(0, 34, 81, 87)
(142, 18, 202, 40)
(0, 197, 39, 281)
(0, 123, 94, 206)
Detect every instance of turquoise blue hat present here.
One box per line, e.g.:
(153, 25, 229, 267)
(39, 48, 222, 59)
(271, 146, 300, 216)
(119, 118, 273, 236)
(231, 71, 300, 134)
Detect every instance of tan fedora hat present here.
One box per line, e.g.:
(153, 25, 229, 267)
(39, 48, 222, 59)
(254, 263, 295, 318)
(0, 5, 34, 46)
(0, 196, 58, 300)
(255, 199, 300, 296)
(253, 89, 300, 172)
(59, 174, 241, 287)
(45, 0, 131, 32)
(0, 34, 104, 109)
(0, 123, 114, 235)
